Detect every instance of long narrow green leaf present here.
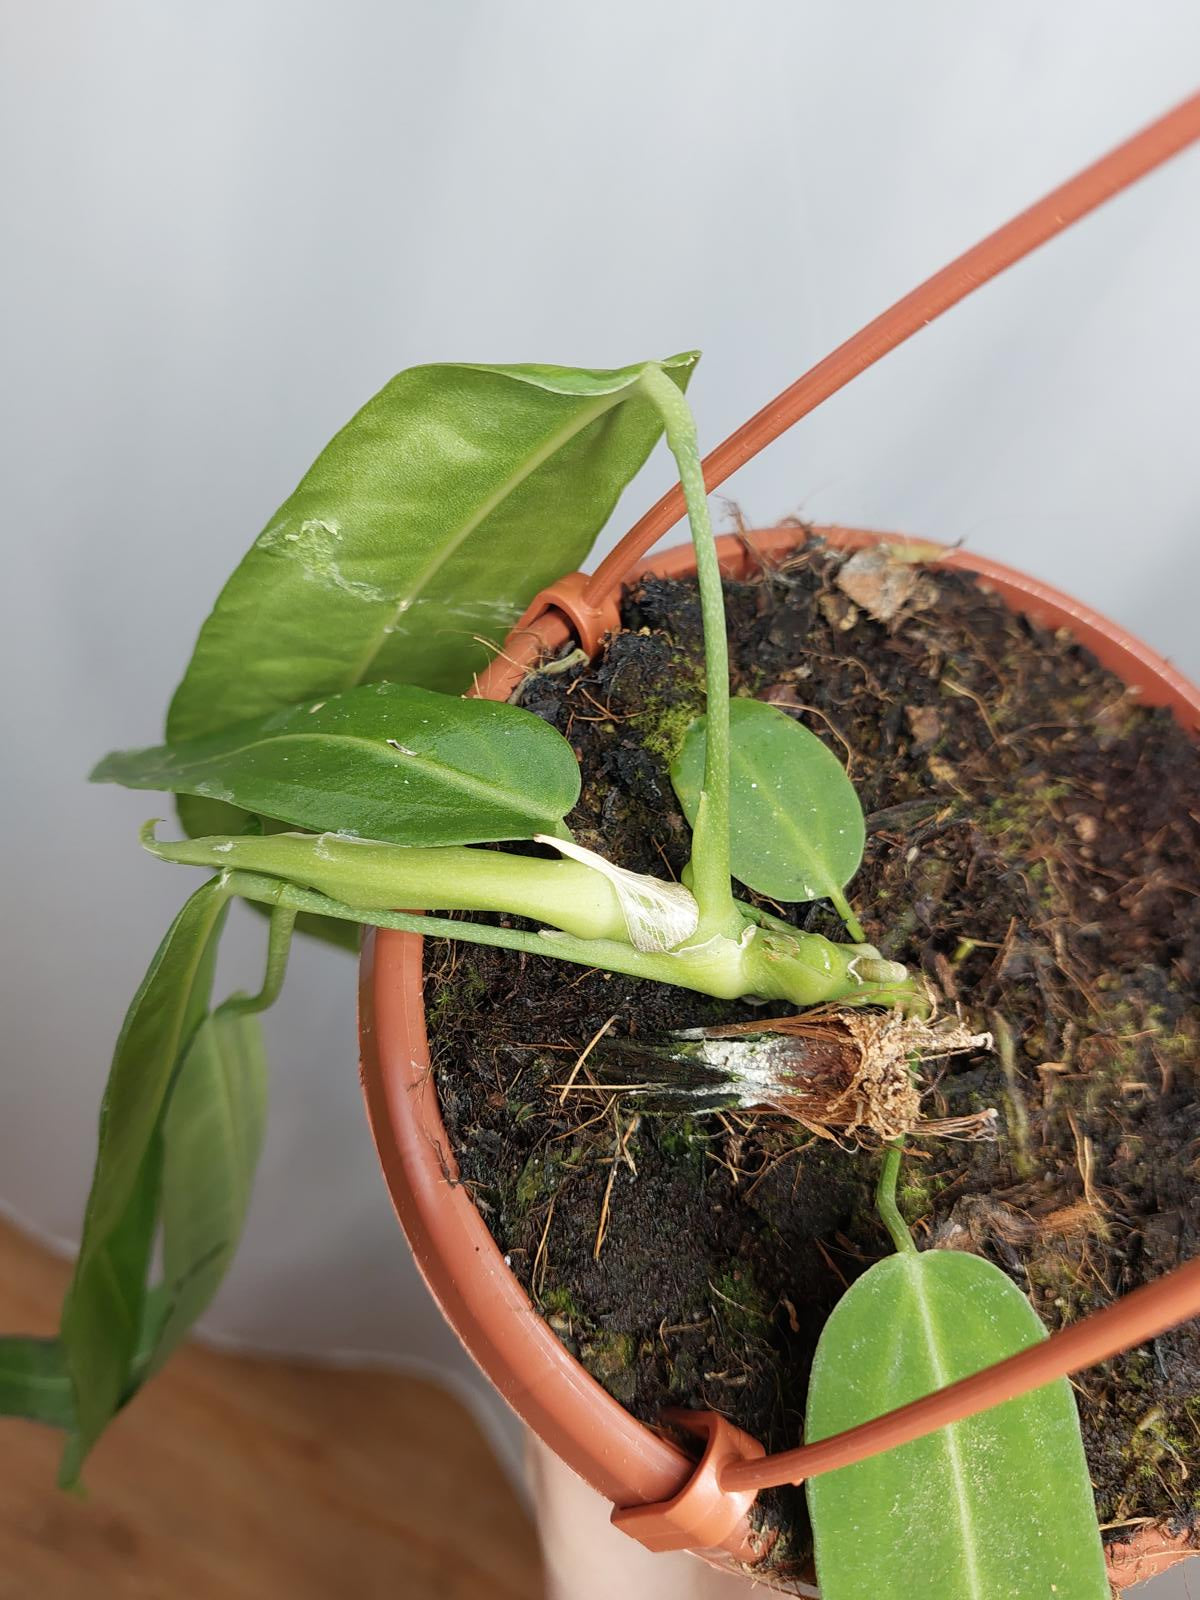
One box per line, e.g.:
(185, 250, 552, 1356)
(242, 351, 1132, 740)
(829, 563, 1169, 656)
(805, 1250, 1107, 1600)
(139, 906, 291, 1377)
(0, 1338, 75, 1429)
(93, 682, 581, 845)
(58, 880, 230, 1479)
(142, 1008, 268, 1378)
(58, 1138, 162, 1483)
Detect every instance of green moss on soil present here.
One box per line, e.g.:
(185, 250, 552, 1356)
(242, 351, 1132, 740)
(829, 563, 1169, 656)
(710, 1265, 774, 1342)
(633, 690, 704, 766)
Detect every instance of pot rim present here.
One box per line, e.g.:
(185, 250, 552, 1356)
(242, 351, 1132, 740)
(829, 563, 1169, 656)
(358, 525, 1200, 1586)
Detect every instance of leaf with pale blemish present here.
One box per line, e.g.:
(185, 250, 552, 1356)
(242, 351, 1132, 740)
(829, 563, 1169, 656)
(162, 353, 696, 948)
(167, 353, 698, 762)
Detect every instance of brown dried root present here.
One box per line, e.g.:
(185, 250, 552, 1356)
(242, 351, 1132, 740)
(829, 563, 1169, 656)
(591, 1010, 994, 1145)
(716, 1011, 992, 1142)
(931, 1193, 1104, 1256)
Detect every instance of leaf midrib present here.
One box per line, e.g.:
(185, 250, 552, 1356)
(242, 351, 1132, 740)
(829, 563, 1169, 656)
(166, 1027, 241, 1272)
(148, 730, 564, 827)
(341, 385, 630, 690)
(206, 1014, 257, 1241)
(904, 1256, 984, 1600)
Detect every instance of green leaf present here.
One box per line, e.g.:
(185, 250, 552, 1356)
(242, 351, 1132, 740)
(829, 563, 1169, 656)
(141, 1008, 268, 1378)
(93, 682, 580, 846)
(0, 1338, 76, 1429)
(162, 353, 695, 951)
(58, 1141, 163, 1484)
(167, 351, 698, 764)
(805, 1250, 1107, 1600)
(670, 697, 864, 903)
(58, 880, 230, 1480)
(138, 905, 291, 1382)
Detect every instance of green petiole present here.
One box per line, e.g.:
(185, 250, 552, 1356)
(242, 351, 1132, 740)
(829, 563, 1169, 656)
(142, 826, 924, 1014)
(223, 875, 921, 1011)
(830, 887, 867, 947)
(876, 1143, 917, 1256)
(639, 364, 739, 940)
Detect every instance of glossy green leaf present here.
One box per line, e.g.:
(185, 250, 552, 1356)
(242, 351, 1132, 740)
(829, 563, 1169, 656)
(142, 1008, 268, 1378)
(93, 682, 580, 846)
(167, 352, 698, 740)
(670, 697, 864, 903)
(0, 1338, 75, 1429)
(58, 881, 230, 1480)
(163, 353, 694, 952)
(138, 906, 291, 1381)
(805, 1250, 1107, 1600)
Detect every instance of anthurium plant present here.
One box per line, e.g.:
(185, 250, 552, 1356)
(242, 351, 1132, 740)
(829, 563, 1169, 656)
(0, 354, 1106, 1596)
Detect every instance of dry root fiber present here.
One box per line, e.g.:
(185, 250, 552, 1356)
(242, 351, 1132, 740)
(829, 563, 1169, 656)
(593, 1010, 994, 1145)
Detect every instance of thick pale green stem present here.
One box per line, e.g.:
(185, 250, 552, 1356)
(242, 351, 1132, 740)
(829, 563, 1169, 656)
(639, 364, 737, 938)
(144, 826, 628, 944)
(212, 867, 925, 1013)
(876, 1143, 917, 1255)
(223, 869, 727, 992)
(146, 826, 926, 1011)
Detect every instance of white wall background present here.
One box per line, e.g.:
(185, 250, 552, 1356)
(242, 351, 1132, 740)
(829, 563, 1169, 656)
(2, 1, 1198, 1575)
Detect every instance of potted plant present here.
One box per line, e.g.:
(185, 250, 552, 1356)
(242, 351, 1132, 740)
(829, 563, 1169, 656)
(4, 93, 1199, 1598)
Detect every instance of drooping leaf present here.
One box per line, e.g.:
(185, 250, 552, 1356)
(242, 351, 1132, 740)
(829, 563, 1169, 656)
(93, 682, 580, 846)
(57, 881, 230, 1480)
(670, 697, 864, 903)
(141, 1007, 268, 1378)
(0, 1338, 76, 1429)
(805, 1249, 1108, 1600)
(58, 1142, 164, 1484)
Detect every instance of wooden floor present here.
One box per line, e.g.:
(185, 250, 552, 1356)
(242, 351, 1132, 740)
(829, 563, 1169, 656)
(0, 1218, 543, 1599)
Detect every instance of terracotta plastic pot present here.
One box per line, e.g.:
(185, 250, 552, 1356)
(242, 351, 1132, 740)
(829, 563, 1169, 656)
(356, 92, 1200, 1589)
(359, 524, 1200, 1591)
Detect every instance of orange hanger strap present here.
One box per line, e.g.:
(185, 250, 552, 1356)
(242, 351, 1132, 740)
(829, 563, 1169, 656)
(587, 90, 1200, 608)
(722, 1253, 1200, 1494)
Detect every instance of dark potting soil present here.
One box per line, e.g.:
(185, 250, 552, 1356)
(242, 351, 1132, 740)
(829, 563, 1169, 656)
(427, 537, 1200, 1580)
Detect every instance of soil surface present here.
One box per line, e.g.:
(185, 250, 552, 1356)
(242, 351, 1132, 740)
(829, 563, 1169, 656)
(427, 537, 1200, 1582)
